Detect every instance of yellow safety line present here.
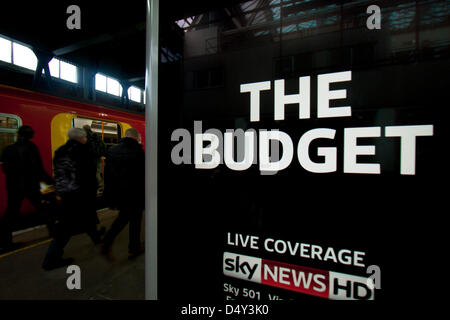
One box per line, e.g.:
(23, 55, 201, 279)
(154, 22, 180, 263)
(0, 239, 52, 259)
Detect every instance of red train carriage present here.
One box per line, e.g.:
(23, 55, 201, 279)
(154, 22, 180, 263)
(0, 84, 145, 222)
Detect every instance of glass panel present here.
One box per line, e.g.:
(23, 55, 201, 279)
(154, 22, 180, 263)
(0, 116, 19, 129)
(73, 117, 120, 147)
(0, 36, 12, 63)
(95, 73, 107, 92)
(101, 122, 119, 146)
(107, 77, 121, 96)
(129, 86, 141, 103)
(73, 117, 94, 129)
(60, 60, 77, 83)
(12, 42, 37, 70)
(48, 58, 60, 77)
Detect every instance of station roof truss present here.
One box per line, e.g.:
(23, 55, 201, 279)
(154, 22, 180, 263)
(176, 0, 450, 44)
(0, 0, 448, 93)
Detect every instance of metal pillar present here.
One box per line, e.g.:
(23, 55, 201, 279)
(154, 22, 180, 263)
(32, 49, 53, 90)
(82, 68, 97, 101)
(145, 0, 159, 300)
(120, 81, 131, 109)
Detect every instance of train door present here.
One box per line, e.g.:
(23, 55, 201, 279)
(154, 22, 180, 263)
(72, 117, 121, 194)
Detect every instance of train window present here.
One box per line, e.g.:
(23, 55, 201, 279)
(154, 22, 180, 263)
(0, 116, 18, 129)
(0, 114, 22, 162)
(73, 117, 121, 147)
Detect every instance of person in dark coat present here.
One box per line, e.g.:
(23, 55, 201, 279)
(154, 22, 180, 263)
(0, 125, 53, 252)
(83, 124, 106, 190)
(42, 128, 103, 270)
(101, 128, 144, 259)
(82, 125, 107, 232)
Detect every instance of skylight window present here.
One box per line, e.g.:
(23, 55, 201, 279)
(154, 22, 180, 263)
(389, 3, 415, 30)
(1, 34, 143, 104)
(298, 20, 317, 30)
(175, 16, 196, 30)
(1, 35, 79, 83)
(95, 73, 107, 92)
(95, 73, 127, 98)
(48, 58, 60, 77)
(128, 86, 142, 103)
(0, 37, 12, 63)
(12, 42, 37, 71)
(42, 58, 78, 83)
(60, 60, 77, 83)
(107, 77, 121, 96)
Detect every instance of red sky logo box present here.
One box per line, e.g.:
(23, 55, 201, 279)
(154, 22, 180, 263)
(223, 252, 374, 300)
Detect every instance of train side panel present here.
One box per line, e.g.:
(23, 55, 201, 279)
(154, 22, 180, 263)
(0, 85, 145, 220)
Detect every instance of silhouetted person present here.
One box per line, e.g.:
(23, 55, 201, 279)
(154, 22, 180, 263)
(42, 128, 103, 270)
(0, 126, 53, 253)
(101, 128, 144, 259)
(83, 124, 106, 190)
(82, 125, 107, 235)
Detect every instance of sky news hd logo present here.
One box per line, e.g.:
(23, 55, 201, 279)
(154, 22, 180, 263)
(223, 252, 374, 300)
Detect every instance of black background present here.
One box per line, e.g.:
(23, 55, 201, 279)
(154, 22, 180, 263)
(158, 0, 448, 306)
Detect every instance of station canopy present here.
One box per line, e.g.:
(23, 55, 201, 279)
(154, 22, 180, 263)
(0, 0, 243, 89)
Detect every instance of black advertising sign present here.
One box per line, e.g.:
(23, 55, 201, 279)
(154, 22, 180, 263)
(158, 0, 447, 305)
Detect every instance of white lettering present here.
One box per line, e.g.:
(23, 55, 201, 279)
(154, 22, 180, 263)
(274, 77, 311, 120)
(385, 125, 433, 175)
(240, 81, 271, 122)
(317, 71, 352, 118)
(344, 127, 381, 174)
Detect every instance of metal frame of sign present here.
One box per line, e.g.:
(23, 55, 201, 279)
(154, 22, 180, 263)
(145, 0, 159, 301)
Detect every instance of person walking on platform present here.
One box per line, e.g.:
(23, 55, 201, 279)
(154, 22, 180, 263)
(82, 124, 107, 234)
(101, 128, 144, 259)
(83, 124, 106, 191)
(42, 128, 103, 270)
(0, 125, 53, 253)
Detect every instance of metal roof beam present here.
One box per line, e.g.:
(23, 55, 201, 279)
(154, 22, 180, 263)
(53, 22, 145, 56)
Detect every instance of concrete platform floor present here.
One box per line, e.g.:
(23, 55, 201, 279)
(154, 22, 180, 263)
(0, 209, 144, 300)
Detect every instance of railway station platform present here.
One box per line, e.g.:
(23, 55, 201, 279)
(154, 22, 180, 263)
(0, 209, 144, 300)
